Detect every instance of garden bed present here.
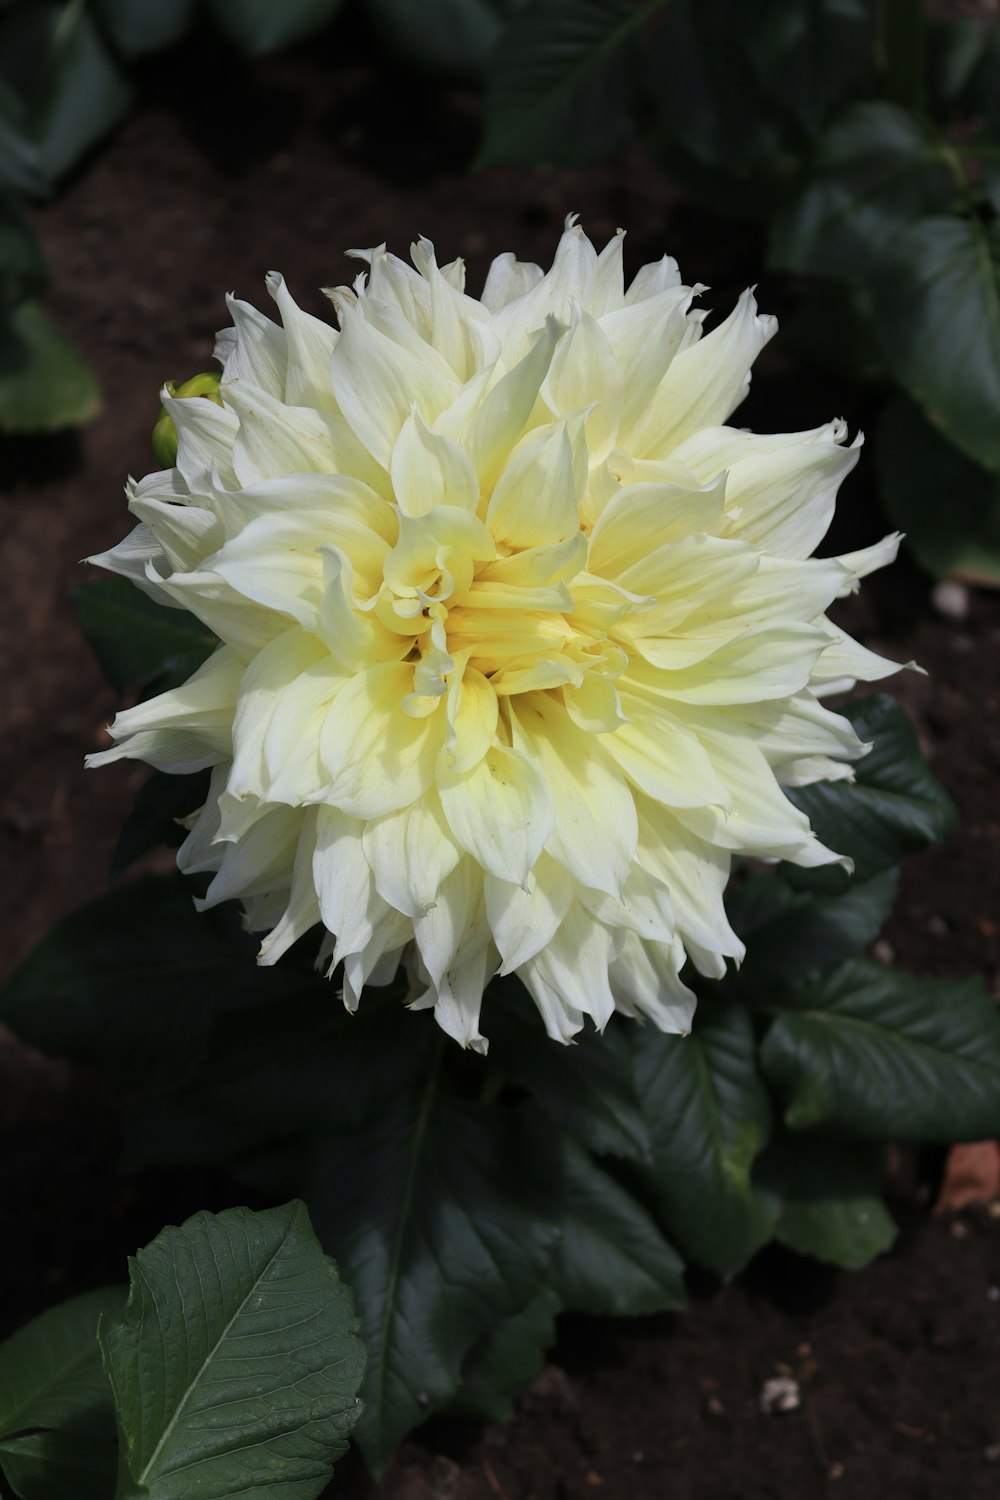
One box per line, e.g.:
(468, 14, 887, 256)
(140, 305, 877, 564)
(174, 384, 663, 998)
(0, 22, 997, 1500)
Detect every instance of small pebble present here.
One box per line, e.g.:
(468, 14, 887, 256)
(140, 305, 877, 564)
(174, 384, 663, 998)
(928, 915, 949, 938)
(759, 1375, 801, 1414)
(987, 1286, 1000, 1302)
(828, 1462, 846, 1481)
(985, 1443, 1000, 1463)
(932, 580, 970, 620)
(873, 938, 895, 964)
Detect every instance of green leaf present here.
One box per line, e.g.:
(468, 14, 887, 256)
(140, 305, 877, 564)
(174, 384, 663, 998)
(742, 0, 876, 138)
(725, 868, 897, 1001)
(781, 695, 957, 895)
(633, 1000, 776, 1277)
(870, 214, 1000, 473)
(486, 985, 652, 1163)
(769, 102, 953, 280)
(0, 1287, 125, 1439)
(551, 1134, 686, 1317)
(0, 82, 46, 195)
(101, 1202, 365, 1500)
(301, 1085, 557, 1474)
(0, 875, 303, 1087)
(924, 16, 985, 116)
(76, 577, 216, 693)
(207, 0, 345, 55)
(761, 958, 1000, 1141)
(0, 194, 49, 304)
(94, 0, 197, 56)
(478, 0, 658, 167)
(160, 986, 433, 1142)
(451, 1290, 559, 1423)
(755, 1133, 897, 1270)
(876, 395, 1000, 584)
(29, 0, 131, 181)
(109, 769, 210, 882)
(367, 0, 515, 76)
(0, 300, 99, 432)
(0, 1430, 117, 1500)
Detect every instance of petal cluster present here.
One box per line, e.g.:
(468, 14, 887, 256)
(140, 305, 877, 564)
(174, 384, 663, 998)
(88, 219, 904, 1049)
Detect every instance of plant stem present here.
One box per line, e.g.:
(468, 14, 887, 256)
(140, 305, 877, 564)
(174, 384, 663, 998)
(882, 0, 926, 111)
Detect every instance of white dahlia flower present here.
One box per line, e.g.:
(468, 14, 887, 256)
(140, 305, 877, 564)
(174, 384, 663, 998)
(88, 218, 904, 1050)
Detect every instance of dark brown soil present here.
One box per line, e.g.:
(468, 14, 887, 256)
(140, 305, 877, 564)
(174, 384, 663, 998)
(1, 21, 998, 1500)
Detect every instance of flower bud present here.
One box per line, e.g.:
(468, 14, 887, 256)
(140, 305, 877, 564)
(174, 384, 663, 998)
(151, 371, 223, 468)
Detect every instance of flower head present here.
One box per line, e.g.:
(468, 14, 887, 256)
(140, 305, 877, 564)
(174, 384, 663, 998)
(88, 219, 903, 1050)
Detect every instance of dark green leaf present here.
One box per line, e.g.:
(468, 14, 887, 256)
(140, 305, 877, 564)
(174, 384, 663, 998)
(782, 695, 957, 895)
(761, 958, 1000, 1140)
(0, 82, 46, 195)
(486, 985, 651, 1163)
(755, 1133, 897, 1270)
(633, 1000, 776, 1276)
(0, 194, 48, 304)
(779, 279, 887, 385)
(28, 0, 131, 181)
(0, 875, 303, 1087)
(368, 0, 516, 76)
(159, 985, 432, 1141)
(452, 1290, 559, 1423)
(0, 1430, 117, 1500)
(870, 214, 1000, 473)
(876, 395, 1000, 583)
(478, 0, 657, 167)
(0, 300, 98, 432)
(208, 0, 345, 55)
(769, 103, 953, 280)
(724, 869, 898, 1003)
(740, 0, 876, 139)
(0, 1287, 124, 1439)
(302, 1087, 557, 1474)
(101, 1202, 365, 1500)
(95, 0, 197, 56)
(552, 1134, 686, 1316)
(109, 769, 210, 882)
(924, 16, 985, 116)
(76, 576, 215, 693)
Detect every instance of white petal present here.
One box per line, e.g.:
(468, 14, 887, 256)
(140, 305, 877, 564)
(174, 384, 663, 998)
(437, 742, 554, 885)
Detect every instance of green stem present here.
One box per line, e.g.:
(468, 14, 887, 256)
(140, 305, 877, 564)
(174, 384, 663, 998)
(881, 0, 926, 111)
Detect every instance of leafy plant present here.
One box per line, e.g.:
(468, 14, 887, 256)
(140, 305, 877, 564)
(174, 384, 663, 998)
(0, 1203, 365, 1500)
(480, 0, 1000, 581)
(2, 598, 994, 1475)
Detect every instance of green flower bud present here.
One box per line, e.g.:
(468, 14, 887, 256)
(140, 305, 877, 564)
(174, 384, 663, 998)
(151, 371, 223, 469)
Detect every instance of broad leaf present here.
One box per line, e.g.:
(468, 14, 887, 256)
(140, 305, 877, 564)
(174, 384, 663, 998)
(769, 103, 953, 280)
(0, 195, 48, 305)
(551, 1134, 686, 1316)
(0, 1287, 124, 1438)
(761, 959, 1000, 1140)
(871, 214, 1000, 473)
(478, 0, 657, 167)
(0, 83, 46, 195)
(76, 577, 216, 694)
(28, 0, 131, 181)
(368, 0, 516, 76)
(451, 1291, 559, 1423)
(781, 695, 957, 894)
(101, 1202, 365, 1500)
(877, 393, 1000, 584)
(208, 0, 345, 55)
(633, 1000, 776, 1277)
(0, 875, 303, 1087)
(301, 1090, 557, 1474)
(94, 0, 197, 56)
(486, 986, 652, 1163)
(109, 769, 210, 882)
(742, 0, 876, 137)
(0, 1431, 116, 1500)
(0, 301, 98, 433)
(725, 868, 897, 1001)
(162, 986, 433, 1140)
(756, 1133, 897, 1270)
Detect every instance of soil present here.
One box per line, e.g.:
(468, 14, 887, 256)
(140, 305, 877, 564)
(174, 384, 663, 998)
(1, 18, 998, 1500)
